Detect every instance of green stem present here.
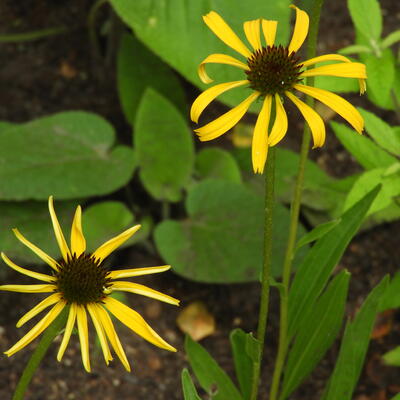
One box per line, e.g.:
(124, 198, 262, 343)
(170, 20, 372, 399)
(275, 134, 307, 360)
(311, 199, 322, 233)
(12, 307, 69, 400)
(87, 0, 109, 60)
(269, 1, 324, 399)
(250, 146, 276, 400)
(0, 27, 67, 43)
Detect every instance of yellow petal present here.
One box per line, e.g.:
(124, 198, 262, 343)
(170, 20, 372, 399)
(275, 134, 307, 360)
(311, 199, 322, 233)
(286, 91, 326, 147)
(4, 301, 65, 357)
(92, 224, 141, 262)
(191, 80, 249, 123)
(17, 293, 61, 327)
(301, 62, 367, 79)
(87, 304, 112, 364)
(48, 196, 71, 262)
(94, 304, 131, 372)
(70, 206, 86, 257)
(294, 84, 364, 133)
(262, 20, 278, 46)
(198, 53, 249, 84)
(104, 297, 176, 352)
(111, 281, 180, 306)
(76, 305, 91, 372)
(288, 5, 309, 53)
(1, 252, 55, 283)
(268, 94, 288, 146)
(301, 54, 354, 68)
(195, 92, 259, 141)
(12, 229, 59, 271)
(57, 304, 77, 361)
(0, 284, 56, 293)
(108, 265, 171, 280)
(252, 95, 272, 174)
(203, 11, 251, 58)
(244, 19, 261, 50)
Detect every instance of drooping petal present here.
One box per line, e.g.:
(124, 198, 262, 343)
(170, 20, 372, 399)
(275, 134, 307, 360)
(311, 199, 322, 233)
(268, 94, 288, 146)
(17, 293, 61, 327)
(111, 281, 180, 306)
(198, 54, 249, 84)
(195, 92, 260, 141)
(76, 305, 91, 372)
(262, 20, 278, 46)
(301, 62, 367, 79)
(294, 84, 364, 133)
(301, 54, 354, 68)
(57, 303, 77, 361)
(70, 206, 86, 257)
(191, 80, 249, 123)
(48, 196, 71, 262)
(1, 252, 55, 283)
(103, 297, 176, 352)
(0, 284, 56, 293)
(252, 95, 272, 174)
(94, 304, 131, 372)
(244, 19, 261, 50)
(285, 91, 326, 147)
(108, 265, 171, 280)
(288, 5, 309, 54)
(87, 304, 112, 364)
(92, 225, 141, 262)
(12, 229, 59, 271)
(203, 11, 252, 58)
(4, 301, 65, 357)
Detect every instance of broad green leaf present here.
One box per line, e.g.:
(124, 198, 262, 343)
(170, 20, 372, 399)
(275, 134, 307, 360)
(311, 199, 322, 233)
(154, 180, 308, 283)
(185, 335, 242, 400)
(381, 30, 400, 49)
(0, 112, 136, 200)
(331, 121, 398, 170)
(117, 33, 186, 125)
(383, 346, 400, 367)
(338, 45, 372, 55)
(134, 88, 195, 202)
(282, 271, 350, 399)
(182, 369, 203, 400)
(358, 108, 400, 156)
(0, 121, 15, 130)
(109, 0, 291, 109)
(314, 75, 359, 93)
(348, 0, 382, 41)
(230, 329, 254, 400)
(391, 394, 400, 400)
(295, 219, 341, 251)
(379, 272, 400, 312)
(323, 276, 389, 400)
(195, 148, 241, 183)
(288, 185, 380, 337)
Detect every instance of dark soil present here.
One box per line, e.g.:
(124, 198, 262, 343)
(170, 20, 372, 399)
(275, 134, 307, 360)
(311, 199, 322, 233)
(0, 0, 399, 399)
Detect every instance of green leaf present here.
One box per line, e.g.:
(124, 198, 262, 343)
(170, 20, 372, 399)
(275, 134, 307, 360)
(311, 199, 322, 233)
(348, 0, 382, 41)
(383, 346, 400, 367)
(295, 219, 341, 251)
(182, 369, 203, 400)
(391, 394, 400, 400)
(134, 88, 195, 202)
(109, 0, 291, 109)
(358, 108, 400, 156)
(331, 121, 398, 170)
(379, 272, 400, 311)
(230, 329, 254, 400)
(338, 44, 372, 55)
(185, 335, 242, 400)
(117, 33, 186, 125)
(288, 185, 380, 337)
(0, 121, 15, 131)
(0, 112, 136, 200)
(323, 276, 389, 400)
(381, 30, 400, 49)
(154, 180, 308, 283)
(195, 148, 241, 183)
(282, 271, 350, 399)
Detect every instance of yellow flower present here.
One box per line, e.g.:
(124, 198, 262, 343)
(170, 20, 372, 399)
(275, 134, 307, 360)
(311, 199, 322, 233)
(0, 196, 179, 372)
(190, 5, 366, 173)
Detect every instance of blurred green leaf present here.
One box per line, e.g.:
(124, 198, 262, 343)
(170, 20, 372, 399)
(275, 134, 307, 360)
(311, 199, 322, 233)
(381, 30, 400, 49)
(383, 346, 400, 367)
(185, 335, 242, 400)
(117, 33, 186, 125)
(295, 219, 341, 251)
(348, 0, 382, 41)
(391, 395, 400, 400)
(313, 75, 359, 93)
(379, 272, 400, 312)
(338, 45, 372, 55)
(0, 112, 136, 200)
(134, 88, 195, 202)
(282, 270, 350, 399)
(323, 276, 389, 400)
(182, 369, 203, 400)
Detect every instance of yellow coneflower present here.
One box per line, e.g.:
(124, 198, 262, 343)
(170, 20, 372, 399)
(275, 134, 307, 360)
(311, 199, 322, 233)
(190, 5, 366, 173)
(0, 196, 179, 372)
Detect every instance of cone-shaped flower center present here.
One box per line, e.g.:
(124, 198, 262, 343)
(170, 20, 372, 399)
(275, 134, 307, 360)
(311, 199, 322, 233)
(55, 254, 111, 304)
(246, 45, 303, 96)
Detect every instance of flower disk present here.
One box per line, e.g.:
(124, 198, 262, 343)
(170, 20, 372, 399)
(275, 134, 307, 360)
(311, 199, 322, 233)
(246, 45, 303, 96)
(55, 254, 111, 305)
